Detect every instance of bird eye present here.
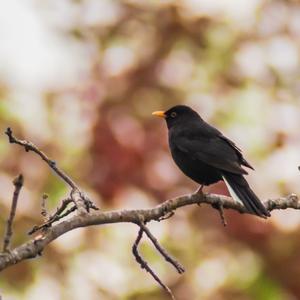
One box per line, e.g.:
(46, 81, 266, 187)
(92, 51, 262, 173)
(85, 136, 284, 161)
(171, 112, 177, 118)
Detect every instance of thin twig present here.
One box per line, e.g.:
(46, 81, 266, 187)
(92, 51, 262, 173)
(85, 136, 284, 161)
(5, 127, 79, 190)
(5, 128, 99, 212)
(51, 198, 73, 220)
(3, 174, 24, 252)
(139, 223, 185, 274)
(41, 194, 49, 220)
(212, 202, 227, 227)
(79, 192, 100, 212)
(132, 228, 176, 300)
(28, 206, 77, 235)
(28, 198, 75, 235)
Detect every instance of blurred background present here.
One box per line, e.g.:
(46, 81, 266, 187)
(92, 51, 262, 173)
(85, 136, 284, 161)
(0, 0, 300, 299)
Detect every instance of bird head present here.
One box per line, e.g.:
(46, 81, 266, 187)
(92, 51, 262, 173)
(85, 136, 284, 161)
(152, 105, 201, 129)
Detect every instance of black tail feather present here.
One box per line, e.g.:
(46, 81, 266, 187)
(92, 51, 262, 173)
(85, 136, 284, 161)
(222, 172, 270, 218)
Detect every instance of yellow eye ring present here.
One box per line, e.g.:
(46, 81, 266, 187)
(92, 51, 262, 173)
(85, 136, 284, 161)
(171, 112, 177, 118)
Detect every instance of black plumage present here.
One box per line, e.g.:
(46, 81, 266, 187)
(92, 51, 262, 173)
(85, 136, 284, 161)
(153, 105, 270, 218)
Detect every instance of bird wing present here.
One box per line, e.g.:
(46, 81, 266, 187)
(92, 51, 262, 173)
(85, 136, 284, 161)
(219, 134, 254, 170)
(175, 135, 249, 175)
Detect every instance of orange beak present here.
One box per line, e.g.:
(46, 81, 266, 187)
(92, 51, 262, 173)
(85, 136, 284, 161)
(152, 111, 166, 118)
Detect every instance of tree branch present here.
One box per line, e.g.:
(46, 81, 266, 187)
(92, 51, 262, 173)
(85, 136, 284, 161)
(2, 128, 300, 299)
(0, 192, 299, 271)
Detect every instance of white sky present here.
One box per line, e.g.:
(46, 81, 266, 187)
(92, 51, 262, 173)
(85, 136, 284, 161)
(0, 0, 90, 92)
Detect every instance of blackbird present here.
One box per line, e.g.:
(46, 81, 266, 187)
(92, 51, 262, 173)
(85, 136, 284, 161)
(152, 105, 270, 218)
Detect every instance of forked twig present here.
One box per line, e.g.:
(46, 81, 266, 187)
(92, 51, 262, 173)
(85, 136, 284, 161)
(132, 227, 176, 300)
(5, 127, 99, 217)
(28, 198, 75, 235)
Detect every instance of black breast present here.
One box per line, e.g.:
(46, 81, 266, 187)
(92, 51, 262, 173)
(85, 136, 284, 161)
(169, 142, 222, 186)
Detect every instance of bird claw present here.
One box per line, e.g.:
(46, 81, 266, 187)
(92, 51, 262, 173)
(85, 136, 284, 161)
(194, 185, 205, 206)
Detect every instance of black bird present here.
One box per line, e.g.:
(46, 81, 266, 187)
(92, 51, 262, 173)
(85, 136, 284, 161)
(152, 105, 270, 218)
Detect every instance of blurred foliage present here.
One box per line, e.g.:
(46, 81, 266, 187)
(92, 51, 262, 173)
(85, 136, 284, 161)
(1, 0, 300, 299)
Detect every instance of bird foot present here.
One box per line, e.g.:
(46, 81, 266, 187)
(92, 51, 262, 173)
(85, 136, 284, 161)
(195, 185, 205, 195)
(194, 185, 204, 206)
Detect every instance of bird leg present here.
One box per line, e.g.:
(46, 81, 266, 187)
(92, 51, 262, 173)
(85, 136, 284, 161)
(195, 185, 204, 206)
(195, 185, 204, 195)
